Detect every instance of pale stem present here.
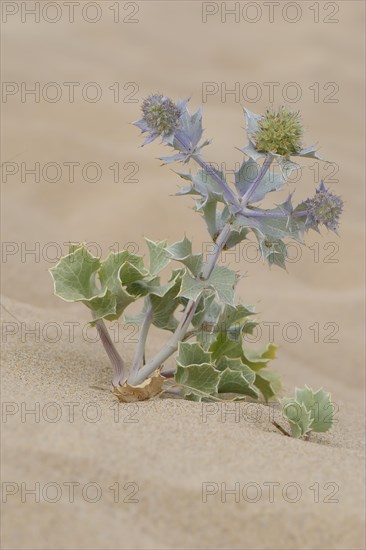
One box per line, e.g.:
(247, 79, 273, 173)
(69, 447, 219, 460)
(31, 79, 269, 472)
(132, 223, 232, 385)
(93, 314, 126, 386)
(130, 141, 274, 386)
(200, 222, 231, 280)
(132, 298, 198, 385)
(128, 298, 153, 385)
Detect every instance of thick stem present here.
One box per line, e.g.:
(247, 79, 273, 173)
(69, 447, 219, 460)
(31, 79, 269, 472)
(93, 314, 126, 386)
(240, 154, 274, 207)
(128, 299, 153, 385)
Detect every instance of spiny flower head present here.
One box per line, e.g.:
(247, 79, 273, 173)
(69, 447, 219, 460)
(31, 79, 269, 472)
(302, 181, 343, 233)
(253, 107, 303, 157)
(141, 94, 182, 137)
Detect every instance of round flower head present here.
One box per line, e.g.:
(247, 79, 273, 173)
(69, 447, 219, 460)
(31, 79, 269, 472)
(253, 107, 303, 157)
(302, 182, 343, 233)
(141, 94, 182, 137)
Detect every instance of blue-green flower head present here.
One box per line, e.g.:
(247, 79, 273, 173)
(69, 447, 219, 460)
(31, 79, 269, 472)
(302, 182, 343, 233)
(141, 94, 182, 136)
(253, 107, 303, 157)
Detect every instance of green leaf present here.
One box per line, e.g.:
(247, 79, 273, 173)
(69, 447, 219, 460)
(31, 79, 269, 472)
(174, 346, 259, 400)
(165, 236, 203, 277)
(176, 341, 212, 367)
(202, 201, 218, 239)
(175, 363, 221, 399)
(120, 259, 148, 285)
(254, 230, 288, 270)
(145, 238, 170, 276)
(254, 370, 282, 402)
(86, 291, 118, 323)
(215, 355, 259, 399)
(295, 386, 334, 433)
(148, 270, 184, 331)
(217, 367, 259, 399)
(68, 242, 83, 254)
(209, 334, 279, 399)
(190, 292, 217, 329)
(243, 343, 277, 371)
(50, 245, 103, 302)
(209, 332, 243, 362)
(281, 400, 314, 438)
(224, 227, 250, 250)
(127, 272, 179, 299)
(179, 265, 237, 306)
(217, 304, 255, 335)
(50, 246, 139, 322)
(215, 356, 254, 379)
(126, 269, 184, 332)
(98, 252, 137, 319)
(281, 386, 333, 438)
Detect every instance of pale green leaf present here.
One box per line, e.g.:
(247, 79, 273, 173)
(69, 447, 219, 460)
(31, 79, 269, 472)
(120, 260, 148, 285)
(176, 341, 212, 367)
(165, 236, 203, 277)
(179, 265, 237, 306)
(215, 356, 255, 382)
(50, 245, 103, 302)
(175, 363, 220, 399)
(209, 333, 243, 362)
(148, 270, 184, 331)
(254, 370, 282, 402)
(217, 367, 259, 399)
(243, 343, 277, 371)
(145, 238, 170, 276)
(294, 386, 334, 433)
(86, 291, 118, 323)
(281, 399, 314, 438)
(98, 251, 136, 319)
(253, 230, 288, 270)
(202, 201, 218, 239)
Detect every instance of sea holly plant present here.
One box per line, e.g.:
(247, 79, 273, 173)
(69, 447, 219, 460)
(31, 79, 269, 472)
(280, 386, 335, 439)
(50, 95, 343, 439)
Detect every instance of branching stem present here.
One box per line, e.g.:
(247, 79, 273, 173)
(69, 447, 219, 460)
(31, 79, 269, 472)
(126, 137, 277, 386)
(132, 222, 232, 385)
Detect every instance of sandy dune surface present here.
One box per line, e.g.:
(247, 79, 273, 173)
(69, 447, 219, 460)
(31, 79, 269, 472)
(1, 1, 365, 548)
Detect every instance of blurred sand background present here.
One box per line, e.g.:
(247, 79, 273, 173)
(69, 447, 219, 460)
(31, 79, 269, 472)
(1, 1, 365, 548)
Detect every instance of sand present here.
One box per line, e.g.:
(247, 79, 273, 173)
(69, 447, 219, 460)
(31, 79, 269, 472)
(1, 1, 365, 549)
